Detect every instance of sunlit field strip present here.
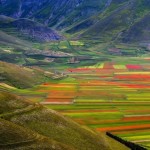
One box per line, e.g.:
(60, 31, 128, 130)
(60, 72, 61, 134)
(115, 72, 150, 75)
(46, 102, 150, 108)
(70, 41, 84, 46)
(46, 102, 150, 107)
(112, 129, 150, 135)
(78, 89, 142, 92)
(82, 63, 104, 69)
(115, 133, 150, 142)
(127, 97, 150, 100)
(63, 111, 123, 119)
(113, 65, 127, 69)
(123, 109, 150, 113)
(75, 100, 113, 103)
(116, 136, 150, 145)
(125, 113, 150, 116)
(61, 112, 150, 124)
(62, 116, 150, 129)
(96, 124, 150, 132)
(78, 89, 138, 92)
(69, 74, 111, 76)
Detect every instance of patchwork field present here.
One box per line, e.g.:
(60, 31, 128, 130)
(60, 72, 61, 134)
(9, 61, 150, 149)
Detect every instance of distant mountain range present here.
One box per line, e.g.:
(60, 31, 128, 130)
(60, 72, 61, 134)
(0, 0, 150, 43)
(0, 0, 107, 28)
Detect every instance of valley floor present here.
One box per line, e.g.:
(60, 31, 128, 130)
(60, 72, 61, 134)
(1, 59, 150, 149)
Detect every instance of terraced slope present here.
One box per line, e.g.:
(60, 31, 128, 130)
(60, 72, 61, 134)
(0, 91, 129, 150)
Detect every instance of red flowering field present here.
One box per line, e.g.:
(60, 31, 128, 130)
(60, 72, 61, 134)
(126, 64, 143, 70)
(96, 124, 150, 132)
(115, 74, 150, 80)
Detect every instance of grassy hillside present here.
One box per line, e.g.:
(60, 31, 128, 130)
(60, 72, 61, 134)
(0, 29, 33, 65)
(55, 0, 107, 30)
(0, 30, 31, 48)
(65, 0, 130, 35)
(121, 13, 150, 43)
(0, 91, 129, 150)
(0, 118, 73, 150)
(0, 61, 54, 89)
(66, 0, 150, 44)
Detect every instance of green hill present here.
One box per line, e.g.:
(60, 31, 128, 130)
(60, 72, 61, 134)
(0, 61, 54, 89)
(0, 91, 129, 150)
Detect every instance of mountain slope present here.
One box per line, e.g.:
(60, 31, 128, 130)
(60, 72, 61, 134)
(0, 15, 62, 42)
(66, 0, 130, 35)
(0, 91, 129, 150)
(1, 0, 150, 45)
(0, 0, 108, 29)
(121, 13, 150, 43)
(0, 30, 31, 48)
(66, 0, 150, 44)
